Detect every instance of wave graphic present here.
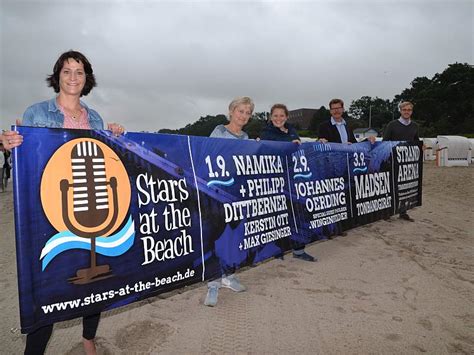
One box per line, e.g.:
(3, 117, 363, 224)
(207, 178, 235, 187)
(293, 172, 313, 179)
(40, 216, 135, 270)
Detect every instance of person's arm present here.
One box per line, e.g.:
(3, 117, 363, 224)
(347, 126, 358, 143)
(367, 136, 376, 143)
(318, 122, 330, 143)
(259, 127, 272, 141)
(107, 123, 125, 136)
(288, 125, 301, 144)
(1, 110, 28, 150)
(290, 125, 300, 140)
(414, 124, 420, 141)
(88, 108, 124, 136)
(1, 131, 23, 150)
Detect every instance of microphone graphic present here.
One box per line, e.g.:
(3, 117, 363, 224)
(60, 140, 119, 284)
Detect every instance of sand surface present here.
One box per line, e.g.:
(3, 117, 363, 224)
(1, 161, 473, 354)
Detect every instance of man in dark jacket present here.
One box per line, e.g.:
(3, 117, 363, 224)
(319, 98, 357, 144)
(317, 98, 357, 238)
(383, 101, 419, 222)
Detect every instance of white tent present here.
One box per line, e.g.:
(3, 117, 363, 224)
(423, 138, 438, 161)
(436, 136, 472, 167)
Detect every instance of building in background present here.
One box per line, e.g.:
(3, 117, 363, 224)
(287, 108, 318, 130)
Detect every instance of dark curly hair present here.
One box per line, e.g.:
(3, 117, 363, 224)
(46, 50, 96, 96)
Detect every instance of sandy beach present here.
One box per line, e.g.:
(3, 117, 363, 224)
(1, 161, 473, 354)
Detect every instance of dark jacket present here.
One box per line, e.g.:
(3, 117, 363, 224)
(318, 120, 357, 143)
(383, 119, 420, 142)
(260, 122, 300, 142)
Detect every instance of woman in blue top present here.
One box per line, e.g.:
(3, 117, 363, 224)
(1, 50, 124, 355)
(205, 96, 253, 307)
(260, 104, 317, 262)
(260, 104, 300, 143)
(209, 97, 251, 140)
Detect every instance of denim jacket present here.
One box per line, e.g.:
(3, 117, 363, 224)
(22, 97, 104, 129)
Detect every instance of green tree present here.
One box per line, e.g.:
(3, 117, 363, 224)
(159, 114, 227, 136)
(159, 111, 269, 138)
(396, 63, 474, 136)
(348, 96, 394, 130)
(246, 111, 268, 139)
(309, 106, 330, 134)
(161, 63, 473, 138)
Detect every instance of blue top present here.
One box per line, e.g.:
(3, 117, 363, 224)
(22, 97, 104, 129)
(210, 124, 249, 140)
(330, 117, 348, 144)
(260, 122, 300, 142)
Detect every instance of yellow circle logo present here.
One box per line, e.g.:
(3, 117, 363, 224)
(41, 138, 131, 237)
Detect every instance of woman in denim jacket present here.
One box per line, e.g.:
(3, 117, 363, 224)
(2, 50, 124, 355)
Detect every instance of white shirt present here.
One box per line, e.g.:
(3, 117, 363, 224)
(398, 117, 411, 126)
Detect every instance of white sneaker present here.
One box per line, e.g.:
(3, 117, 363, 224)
(221, 274, 246, 292)
(204, 285, 219, 307)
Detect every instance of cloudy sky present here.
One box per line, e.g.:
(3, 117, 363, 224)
(1, 0, 472, 132)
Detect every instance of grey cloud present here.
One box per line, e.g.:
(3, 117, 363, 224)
(1, 0, 472, 131)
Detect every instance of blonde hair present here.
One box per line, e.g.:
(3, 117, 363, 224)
(228, 96, 255, 115)
(399, 101, 414, 111)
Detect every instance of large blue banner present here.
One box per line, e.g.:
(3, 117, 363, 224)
(13, 127, 422, 333)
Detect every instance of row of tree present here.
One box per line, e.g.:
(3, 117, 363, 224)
(343, 63, 473, 137)
(159, 112, 268, 139)
(160, 63, 473, 138)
